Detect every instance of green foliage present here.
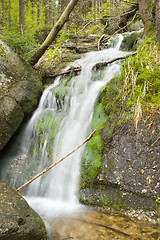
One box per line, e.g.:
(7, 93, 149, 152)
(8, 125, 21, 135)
(79, 195, 95, 205)
(1, 28, 39, 61)
(56, 30, 68, 47)
(122, 37, 160, 110)
(0, 44, 6, 57)
(155, 196, 160, 204)
(99, 2, 110, 17)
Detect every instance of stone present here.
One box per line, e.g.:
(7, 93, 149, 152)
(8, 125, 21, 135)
(0, 182, 47, 240)
(0, 40, 42, 151)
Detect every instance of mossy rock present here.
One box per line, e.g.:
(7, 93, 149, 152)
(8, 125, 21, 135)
(120, 31, 143, 51)
(0, 96, 24, 151)
(0, 182, 47, 240)
(0, 40, 42, 150)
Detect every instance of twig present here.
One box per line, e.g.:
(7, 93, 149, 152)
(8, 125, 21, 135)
(77, 6, 138, 34)
(44, 66, 82, 78)
(151, 136, 160, 146)
(16, 128, 97, 192)
(114, 12, 137, 35)
(98, 34, 105, 51)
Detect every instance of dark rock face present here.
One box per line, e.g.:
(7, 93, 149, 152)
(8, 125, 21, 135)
(80, 116, 160, 221)
(102, 117, 160, 198)
(0, 182, 47, 240)
(0, 40, 42, 151)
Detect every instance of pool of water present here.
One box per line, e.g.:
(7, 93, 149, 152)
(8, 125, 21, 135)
(47, 208, 160, 240)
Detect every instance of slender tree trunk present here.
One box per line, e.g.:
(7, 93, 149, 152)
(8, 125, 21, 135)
(156, 0, 160, 42)
(8, 0, 11, 29)
(44, 0, 50, 25)
(19, 0, 25, 30)
(37, 0, 40, 26)
(1, 0, 4, 25)
(30, 0, 79, 66)
(32, 2, 35, 23)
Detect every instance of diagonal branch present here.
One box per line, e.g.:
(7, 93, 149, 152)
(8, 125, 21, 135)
(16, 128, 97, 192)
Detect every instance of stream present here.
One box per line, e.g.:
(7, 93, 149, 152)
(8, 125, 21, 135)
(0, 33, 160, 239)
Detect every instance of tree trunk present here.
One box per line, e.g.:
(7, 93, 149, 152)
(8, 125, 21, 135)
(37, 0, 40, 26)
(30, 0, 79, 66)
(1, 0, 4, 25)
(156, 0, 160, 42)
(19, 0, 25, 30)
(138, 0, 155, 32)
(8, 0, 11, 29)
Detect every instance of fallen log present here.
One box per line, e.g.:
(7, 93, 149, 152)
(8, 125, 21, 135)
(92, 52, 137, 71)
(43, 52, 137, 79)
(44, 66, 82, 79)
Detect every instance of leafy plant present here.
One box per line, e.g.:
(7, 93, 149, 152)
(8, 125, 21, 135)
(155, 196, 160, 204)
(1, 28, 39, 62)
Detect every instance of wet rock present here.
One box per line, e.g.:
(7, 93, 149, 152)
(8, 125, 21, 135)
(0, 182, 47, 240)
(0, 40, 42, 151)
(120, 31, 143, 51)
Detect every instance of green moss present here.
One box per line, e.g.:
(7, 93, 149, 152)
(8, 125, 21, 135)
(79, 195, 95, 205)
(50, 75, 72, 105)
(147, 24, 155, 36)
(80, 127, 103, 188)
(107, 156, 115, 173)
(113, 189, 121, 211)
(33, 111, 62, 159)
(0, 44, 6, 57)
(99, 188, 122, 211)
(120, 32, 143, 51)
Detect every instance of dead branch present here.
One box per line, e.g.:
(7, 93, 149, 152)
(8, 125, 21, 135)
(77, 4, 138, 34)
(16, 128, 97, 192)
(43, 52, 137, 79)
(98, 34, 105, 51)
(92, 52, 137, 71)
(151, 136, 160, 146)
(114, 12, 137, 35)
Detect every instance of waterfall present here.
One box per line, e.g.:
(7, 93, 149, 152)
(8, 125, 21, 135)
(1, 34, 128, 219)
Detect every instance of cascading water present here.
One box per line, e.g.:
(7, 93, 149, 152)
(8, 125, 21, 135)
(22, 34, 129, 218)
(1, 34, 127, 218)
(2, 31, 160, 240)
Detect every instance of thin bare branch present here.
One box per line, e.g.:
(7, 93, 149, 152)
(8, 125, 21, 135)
(16, 128, 97, 192)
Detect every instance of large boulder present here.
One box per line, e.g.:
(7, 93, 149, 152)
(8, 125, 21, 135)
(0, 40, 42, 151)
(0, 182, 47, 240)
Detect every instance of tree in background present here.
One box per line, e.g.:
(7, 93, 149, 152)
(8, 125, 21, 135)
(19, 0, 25, 31)
(0, 0, 159, 63)
(30, 0, 79, 65)
(156, 0, 160, 42)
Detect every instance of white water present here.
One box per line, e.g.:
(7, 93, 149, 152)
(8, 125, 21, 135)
(22, 35, 127, 219)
